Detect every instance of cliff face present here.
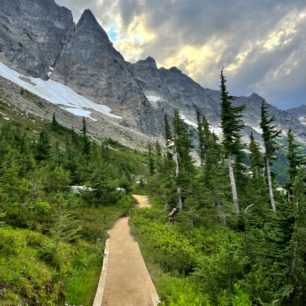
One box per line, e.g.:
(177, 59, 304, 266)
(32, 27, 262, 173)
(0, 0, 305, 145)
(131, 58, 305, 142)
(50, 9, 161, 133)
(0, 0, 74, 78)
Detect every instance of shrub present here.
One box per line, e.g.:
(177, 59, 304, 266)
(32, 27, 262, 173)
(158, 275, 211, 306)
(131, 208, 199, 275)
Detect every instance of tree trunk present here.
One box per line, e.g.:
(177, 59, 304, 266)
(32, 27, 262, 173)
(174, 151, 183, 211)
(266, 158, 276, 212)
(228, 155, 240, 214)
(216, 201, 227, 225)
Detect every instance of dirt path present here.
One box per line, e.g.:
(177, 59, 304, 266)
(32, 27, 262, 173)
(93, 195, 160, 306)
(132, 194, 151, 208)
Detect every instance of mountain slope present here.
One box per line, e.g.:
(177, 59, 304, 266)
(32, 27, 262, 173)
(131, 58, 306, 142)
(287, 104, 306, 126)
(0, 0, 305, 146)
(51, 9, 160, 134)
(0, 0, 74, 78)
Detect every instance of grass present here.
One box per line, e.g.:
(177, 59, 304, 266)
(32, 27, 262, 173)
(0, 196, 134, 306)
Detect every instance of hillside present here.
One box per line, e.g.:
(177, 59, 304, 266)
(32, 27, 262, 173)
(0, 101, 149, 305)
(0, 0, 305, 148)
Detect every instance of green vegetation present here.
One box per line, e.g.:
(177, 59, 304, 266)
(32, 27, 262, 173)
(131, 71, 306, 306)
(1, 70, 306, 306)
(0, 110, 145, 305)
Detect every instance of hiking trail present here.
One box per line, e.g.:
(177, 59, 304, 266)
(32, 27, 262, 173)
(93, 194, 160, 306)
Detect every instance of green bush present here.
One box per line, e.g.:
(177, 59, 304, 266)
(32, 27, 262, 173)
(131, 208, 199, 275)
(158, 275, 211, 306)
(0, 230, 19, 256)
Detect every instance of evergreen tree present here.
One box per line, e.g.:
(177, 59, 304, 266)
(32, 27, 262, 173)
(289, 170, 306, 305)
(287, 129, 304, 196)
(101, 142, 111, 161)
(35, 130, 51, 161)
(197, 111, 205, 169)
(82, 117, 87, 137)
(172, 109, 194, 211)
(155, 141, 162, 173)
(51, 113, 59, 131)
(164, 114, 173, 160)
(82, 117, 90, 158)
(197, 111, 210, 169)
(260, 101, 281, 212)
(148, 143, 155, 176)
(220, 69, 245, 214)
(249, 132, 263, 180)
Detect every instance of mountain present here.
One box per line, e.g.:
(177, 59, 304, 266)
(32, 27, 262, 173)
(51, 9, 160, 134)
(0, 0, 74, 78)
(131, 57, 306, 142)
(0, 0, 305, 147)
(287, 104, 306, 126)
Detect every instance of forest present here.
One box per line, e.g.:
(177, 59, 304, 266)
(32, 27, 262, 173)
(132, 71, 306, 306)
(0, 108, 146, 305)
(0, 70, 305, 306)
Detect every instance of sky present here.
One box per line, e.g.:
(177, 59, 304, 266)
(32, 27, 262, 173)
(55, 0, 306, 110)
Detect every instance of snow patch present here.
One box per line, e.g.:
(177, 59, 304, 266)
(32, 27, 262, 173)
(179, 114, 198, 128)
(252, 126, 262, 134)
(0, 62, 121, 121)
(209, 126, 223, 136)
(47, 67, 54, 78)
(146, 94, 161, 103)
(179, 113, 223, 137)
(299, 116, 306, 125)
(61, 107, 93, 120)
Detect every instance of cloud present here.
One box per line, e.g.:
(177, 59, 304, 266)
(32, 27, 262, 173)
(55, 0, 306, 109)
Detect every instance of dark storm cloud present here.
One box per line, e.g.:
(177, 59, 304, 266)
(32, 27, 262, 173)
(55, 0, 306, 109)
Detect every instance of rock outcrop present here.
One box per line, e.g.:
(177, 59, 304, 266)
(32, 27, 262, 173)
(0, 0, 74, 78)
(51, 9, 160, 134)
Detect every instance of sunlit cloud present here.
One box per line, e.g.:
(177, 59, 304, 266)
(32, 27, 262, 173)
(113, 14, 156, 62)
(161, 39, 225, 82)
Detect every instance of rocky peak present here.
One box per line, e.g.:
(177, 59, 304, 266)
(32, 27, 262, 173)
(76, 9, 110, 43)
(248, 92, 264, 101)
(136, 56, 157, 68)
(50, 5, 160, 134)
(287, 104, 306, 125)
(168, 66, 182, 74)
(133, 56, 159, 79)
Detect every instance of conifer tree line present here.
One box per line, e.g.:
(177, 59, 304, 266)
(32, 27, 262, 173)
(145, 70, 306, 305)
(0, 114, 143, 304)
(0, 115, 133, 216)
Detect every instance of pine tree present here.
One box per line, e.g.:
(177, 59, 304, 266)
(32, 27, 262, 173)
(197, 111, 210, 169)
(260, 101, 281, 212)
(51, 113, 59, 130)
(82, 117, 87, 137)
(82, 117, 90, 158)
(289, 170, 306, 305)
(155, 141, 162, 173)
(287, 129, 304, 196)
(220, 69, 245, 214)
(148, 143, 155, 176)
(172, 109, 194, 211)
(35, 130, 51, 161)
(164, 114, 173, 160)
(249, 132, 263, 180)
